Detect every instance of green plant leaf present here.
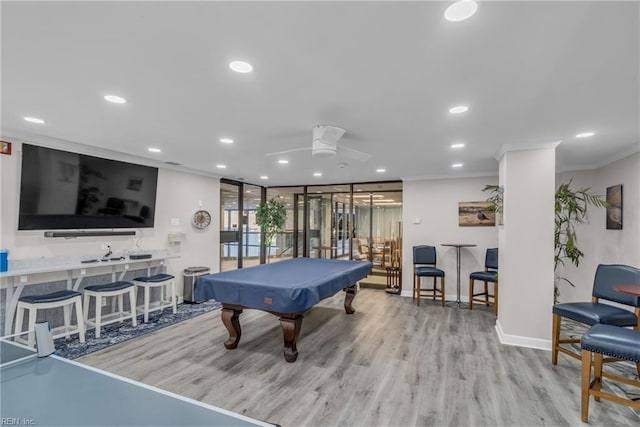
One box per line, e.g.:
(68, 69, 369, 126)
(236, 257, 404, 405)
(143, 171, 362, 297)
(553, 180, 609, 303)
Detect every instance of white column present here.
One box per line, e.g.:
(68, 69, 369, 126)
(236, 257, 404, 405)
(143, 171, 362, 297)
(496, 143, 558, 349)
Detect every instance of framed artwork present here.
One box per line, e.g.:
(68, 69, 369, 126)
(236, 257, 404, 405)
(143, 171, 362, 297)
(606, 184, 622, 230)
(1, 141, 11, 155)
(458, 201, 495, 227)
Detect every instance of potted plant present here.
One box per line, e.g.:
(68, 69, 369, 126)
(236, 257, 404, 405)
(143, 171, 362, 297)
(484, 181, 608, 303)
(554, 180, 608, 303)
(255, 198, 287, 262)
(482, 184, 503, 224)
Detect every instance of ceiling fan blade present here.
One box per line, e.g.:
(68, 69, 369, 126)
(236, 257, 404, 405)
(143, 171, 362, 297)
(313, 125, 346, 145)
(265, 147, 311, 156)
(338, 145, 371, 162)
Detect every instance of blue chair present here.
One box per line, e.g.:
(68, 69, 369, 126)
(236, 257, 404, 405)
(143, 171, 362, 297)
(133, 273, 177, 322)
(580, 324, 640, 422)
(15, 290, 86, 347)
(469, 248, 498, 316)
(83, 281, 137, 338)
(552, 264, 640, 365)
(412, 245, 445, 307)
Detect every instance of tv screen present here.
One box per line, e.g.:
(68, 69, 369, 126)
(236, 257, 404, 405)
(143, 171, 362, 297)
(18, 144, 158, 230)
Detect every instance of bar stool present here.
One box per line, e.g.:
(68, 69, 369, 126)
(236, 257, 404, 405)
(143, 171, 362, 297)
(83, 281, 137, 338)
(14, 290, 86, 347)
(133, 273, 177, 322)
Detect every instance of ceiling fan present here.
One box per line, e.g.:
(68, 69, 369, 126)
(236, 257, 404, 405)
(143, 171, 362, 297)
(265, 125, 372, 162)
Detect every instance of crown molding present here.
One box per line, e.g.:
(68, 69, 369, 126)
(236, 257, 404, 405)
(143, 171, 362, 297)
(494, 141, 562, 161)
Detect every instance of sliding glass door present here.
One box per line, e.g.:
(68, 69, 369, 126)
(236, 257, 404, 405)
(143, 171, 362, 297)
(220, 180, 264, 271)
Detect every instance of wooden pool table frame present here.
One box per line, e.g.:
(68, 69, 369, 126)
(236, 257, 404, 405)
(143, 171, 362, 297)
(220, 285, 357, 362)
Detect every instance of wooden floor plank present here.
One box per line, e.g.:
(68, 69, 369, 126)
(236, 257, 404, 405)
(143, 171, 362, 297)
(78, 288, 640, 426)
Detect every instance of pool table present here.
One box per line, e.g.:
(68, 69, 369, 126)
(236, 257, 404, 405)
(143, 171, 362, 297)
(194, 258, 372, 362)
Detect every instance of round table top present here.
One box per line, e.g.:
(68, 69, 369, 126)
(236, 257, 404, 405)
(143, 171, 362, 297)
(441, 243, 477, 248)
(613, 284, 640, 297)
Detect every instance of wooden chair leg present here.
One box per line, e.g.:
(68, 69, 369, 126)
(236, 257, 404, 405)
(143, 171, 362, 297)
(412, 273, 416, 300)
(74, 297, 85, 343)
(441, 276, 445, 307)
(552, 313, 561, 365)
(581, 349, 592, 422)
(494, 281, 498, 317)
(63, 304, 71, 339)
(432, 277, 436, 300)
(593, 353, 603, 402)
(416, 276, 421, 307)
(484, 281, 489, 305)
(469, 278, 474, 311)
(129, 288, 138, 327)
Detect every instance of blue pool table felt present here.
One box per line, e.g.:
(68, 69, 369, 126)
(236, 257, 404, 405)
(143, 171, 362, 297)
(195, 258, 372, 313)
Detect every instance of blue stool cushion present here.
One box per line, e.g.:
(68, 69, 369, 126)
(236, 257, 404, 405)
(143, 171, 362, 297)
(470, 271, 498, 282)
(553, 302, 637, 327)
(581, 324, 640, 362)
(415, 267, 445, 277)
(19, 290, 81, 304)
(134, 273, 175, 283)
(85, 281, 133, 292)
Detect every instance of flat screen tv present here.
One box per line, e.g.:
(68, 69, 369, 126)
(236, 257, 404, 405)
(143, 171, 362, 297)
(18, 143, 158, 230)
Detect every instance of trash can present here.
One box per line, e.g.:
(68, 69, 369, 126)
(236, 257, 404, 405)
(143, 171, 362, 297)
(183, 266, 210, 303)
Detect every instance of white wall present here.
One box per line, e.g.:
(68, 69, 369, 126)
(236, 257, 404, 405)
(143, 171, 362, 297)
(497, 147, 556, 348)
(556, 152, 640, 302)
(0, 141, 220, 298)
(402, 176, 499, 300)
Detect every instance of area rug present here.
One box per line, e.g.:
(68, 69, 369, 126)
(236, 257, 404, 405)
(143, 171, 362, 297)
(54, 301, 221, 359)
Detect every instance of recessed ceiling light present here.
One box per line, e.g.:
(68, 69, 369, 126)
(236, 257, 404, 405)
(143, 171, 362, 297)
(104, 95, 127, 104)
(376, 168, 386, 173)
(229, 60, 253, 73)
(148, 147, 161, 153)
(449, 105, 468, 114)
(452, 163, 464, 168)
(576, 131, 595, 138)
(278, 159, 289, 164)
(24, 117, 45, 124)
(260, 175, 269, 180)
(451, 143, 465, 149)
(220, 138, 234, 144)
(216, 164, 227, 169)
(313, 172, 322, 177)
(445, 0, 478, 22)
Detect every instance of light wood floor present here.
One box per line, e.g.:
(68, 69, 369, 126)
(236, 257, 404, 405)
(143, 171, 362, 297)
(78, 289, 640, 427)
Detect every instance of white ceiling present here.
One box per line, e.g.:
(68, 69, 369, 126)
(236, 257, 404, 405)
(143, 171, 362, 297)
(2, 1, 639, 187)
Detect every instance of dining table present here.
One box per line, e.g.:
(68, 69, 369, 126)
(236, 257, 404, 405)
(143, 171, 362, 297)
(441, 243, 477, 308)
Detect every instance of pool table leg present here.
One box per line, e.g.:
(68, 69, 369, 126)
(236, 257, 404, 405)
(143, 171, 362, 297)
(221, 307, 243, 349)
(344, 285, 357, 314)
(279, 315, 303, 363)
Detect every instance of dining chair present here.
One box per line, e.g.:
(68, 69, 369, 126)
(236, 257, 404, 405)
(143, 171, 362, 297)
(551, 264, 640, 366)
(469, 248, 498, 316)
(580, 324, 640, 422)
(412, 245, 445, 307)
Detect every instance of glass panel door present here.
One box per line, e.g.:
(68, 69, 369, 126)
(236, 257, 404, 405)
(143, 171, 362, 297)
(332, 193, 352, 259)
(266, 187, 302, 263)
(243, 184, 262, 268)
(220, 181, 240, 272)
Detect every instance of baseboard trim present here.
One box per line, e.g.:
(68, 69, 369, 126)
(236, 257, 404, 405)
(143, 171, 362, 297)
(495, 319, 551, 351)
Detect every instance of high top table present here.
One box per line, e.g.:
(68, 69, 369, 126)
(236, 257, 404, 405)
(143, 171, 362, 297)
(441, 243, 477, 308)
